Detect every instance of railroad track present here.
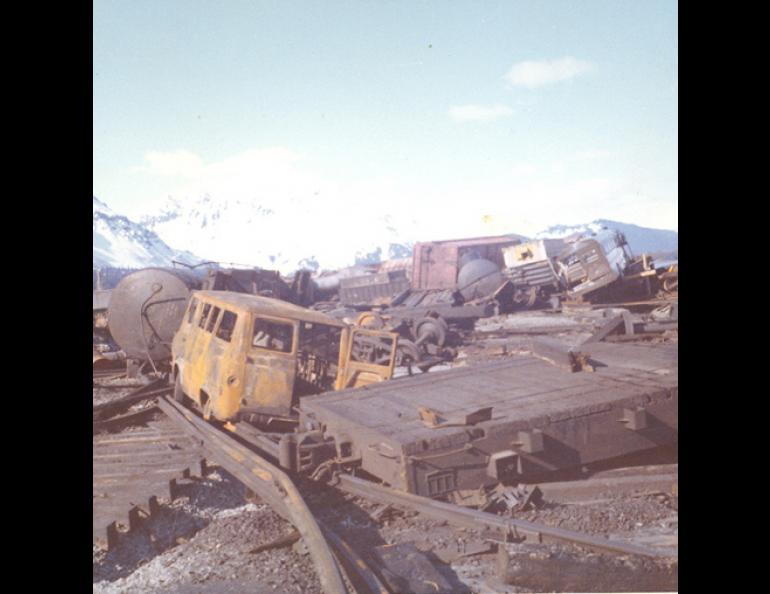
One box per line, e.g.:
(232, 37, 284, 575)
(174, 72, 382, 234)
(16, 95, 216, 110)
(95, 390, 676, 591)
(93, 369, 127, 382)
(157, 395, 383, 594)
(93, 378, 169, 417)
(153, 394, 676, 593)
(93, 417, 205, 548)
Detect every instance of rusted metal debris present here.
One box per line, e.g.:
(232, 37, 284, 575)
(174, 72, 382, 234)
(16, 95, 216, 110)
(93, 348, 125, 371)
(92, 405, 160, 433)
(92, 378, 170, 421)
(448, 483, 544, 513)
(497, 544, 678, 591)
(339, 270, 411, 307)
(334, 474, 673, 559)
(431, 540, 496, 564)
(585, 307, 678, 343)
(370, 542, 455, 594)
(481, 484, 544, 514)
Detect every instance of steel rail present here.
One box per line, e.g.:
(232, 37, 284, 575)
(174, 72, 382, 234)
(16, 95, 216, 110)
(92, 370, 127, 380)
(92, 405, 160, 433)
(157, 396, 348, 594)
(334, 474, 675, 559)
(318, 520, 391, 594)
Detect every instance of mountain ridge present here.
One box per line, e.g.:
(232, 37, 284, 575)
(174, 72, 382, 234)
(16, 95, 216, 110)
(94, 196, 678, 272)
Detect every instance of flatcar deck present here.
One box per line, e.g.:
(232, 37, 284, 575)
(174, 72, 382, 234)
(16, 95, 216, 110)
(300, 342, 677, 496)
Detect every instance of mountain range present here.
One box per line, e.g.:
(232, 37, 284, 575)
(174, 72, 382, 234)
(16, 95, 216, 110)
(93, 196, 678, 271)
(93, 197, 200, 268)
(536, 219, 678, 258)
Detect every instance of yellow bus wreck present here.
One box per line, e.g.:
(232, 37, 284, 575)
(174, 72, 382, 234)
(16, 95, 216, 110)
(171, 291, 398, 423)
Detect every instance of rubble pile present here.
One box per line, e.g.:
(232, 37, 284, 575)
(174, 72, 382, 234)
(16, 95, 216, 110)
(93, 227, 677, 592)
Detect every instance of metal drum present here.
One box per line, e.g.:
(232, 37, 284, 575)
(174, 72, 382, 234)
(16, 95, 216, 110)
(456, 258, 503, 301)
(107, 268, 202, 362)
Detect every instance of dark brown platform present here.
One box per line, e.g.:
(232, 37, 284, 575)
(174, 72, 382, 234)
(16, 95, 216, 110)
(300, 342, 677, 496)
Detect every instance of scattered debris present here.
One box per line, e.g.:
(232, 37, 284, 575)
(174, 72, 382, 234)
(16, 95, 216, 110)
(497, 544, 678, 592)
(370, 542, 457, 594)
(94, 227, 677, 592)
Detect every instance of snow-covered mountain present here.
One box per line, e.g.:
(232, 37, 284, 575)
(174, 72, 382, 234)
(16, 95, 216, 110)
(140, 193, 679, 271)
(96, 193, 677, 273)
(93, 197, 201, 268)
(139, 194, 416, 274)
(536, 219, 678, 258)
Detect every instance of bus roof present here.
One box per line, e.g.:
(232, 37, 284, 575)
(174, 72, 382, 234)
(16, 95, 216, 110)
(191, 291, 346, 327)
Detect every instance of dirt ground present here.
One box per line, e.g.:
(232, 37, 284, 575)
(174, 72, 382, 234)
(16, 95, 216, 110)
(93, 459, 677, 593)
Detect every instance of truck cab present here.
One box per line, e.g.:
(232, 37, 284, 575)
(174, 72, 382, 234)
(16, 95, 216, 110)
(171, 291, 398, 422)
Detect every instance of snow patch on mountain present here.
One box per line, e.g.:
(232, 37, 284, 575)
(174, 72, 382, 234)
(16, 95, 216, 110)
(534, 221, 605, 240)
(93, 197, 201, 268)
(536, 219, 678, 257)
(140, 195, 417, 274)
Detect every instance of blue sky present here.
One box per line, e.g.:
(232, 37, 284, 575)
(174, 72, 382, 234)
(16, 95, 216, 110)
(93, 0, 677, 237)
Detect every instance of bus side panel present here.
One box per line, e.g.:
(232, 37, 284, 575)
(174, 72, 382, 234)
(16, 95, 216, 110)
(209, 313, 247, 421)
(240, 318, 298, 417)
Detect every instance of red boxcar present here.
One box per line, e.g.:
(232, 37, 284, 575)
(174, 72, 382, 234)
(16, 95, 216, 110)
(411, 235, 522, 290)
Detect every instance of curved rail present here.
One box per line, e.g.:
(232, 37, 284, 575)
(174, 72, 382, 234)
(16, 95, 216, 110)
(335, 474, 675, 559)
(157, 396, 348, 594)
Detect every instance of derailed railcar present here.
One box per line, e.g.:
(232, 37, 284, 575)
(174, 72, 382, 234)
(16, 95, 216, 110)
(297, 341, 678, 497)
(557, 229, 633, 300)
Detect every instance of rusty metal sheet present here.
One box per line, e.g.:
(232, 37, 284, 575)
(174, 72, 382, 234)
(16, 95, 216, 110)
(339, 270, 411, 306)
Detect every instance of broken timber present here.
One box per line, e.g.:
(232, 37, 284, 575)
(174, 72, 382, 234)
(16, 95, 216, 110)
(527, 336, 594, 372)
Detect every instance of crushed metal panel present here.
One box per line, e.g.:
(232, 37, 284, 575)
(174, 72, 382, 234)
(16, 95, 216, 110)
(338, 270, 411, 306)
(558, 230, 635, 299)
(503, 239, 566, 269)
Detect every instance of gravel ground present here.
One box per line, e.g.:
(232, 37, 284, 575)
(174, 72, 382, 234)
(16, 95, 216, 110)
(94, 443, 676, 594)
(93, 469, 324, 594)
(92, 376, 164, 407)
